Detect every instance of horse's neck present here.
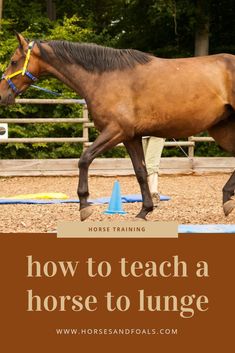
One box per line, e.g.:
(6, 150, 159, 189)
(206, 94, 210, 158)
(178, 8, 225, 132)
(45, 62, 98, 100)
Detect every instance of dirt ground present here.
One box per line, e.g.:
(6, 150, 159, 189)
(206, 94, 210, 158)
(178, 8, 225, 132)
(0, 174, 234, 232)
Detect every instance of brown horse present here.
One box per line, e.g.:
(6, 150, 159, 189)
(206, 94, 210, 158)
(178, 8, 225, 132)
(1, 32, 235, 220)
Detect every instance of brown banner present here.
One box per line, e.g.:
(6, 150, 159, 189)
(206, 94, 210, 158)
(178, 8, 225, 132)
(0, 233, 234, 351)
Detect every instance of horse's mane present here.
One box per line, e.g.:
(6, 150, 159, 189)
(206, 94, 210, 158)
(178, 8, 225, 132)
(36, 40, 153, 73)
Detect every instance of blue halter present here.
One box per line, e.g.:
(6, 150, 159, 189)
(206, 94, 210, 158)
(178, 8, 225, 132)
(2, 41, 69, 97)
(1, 70, 37, 95)
(1, 41, 38, 95)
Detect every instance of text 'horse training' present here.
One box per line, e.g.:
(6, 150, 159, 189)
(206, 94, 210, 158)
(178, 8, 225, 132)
(1, 33, 235, 220)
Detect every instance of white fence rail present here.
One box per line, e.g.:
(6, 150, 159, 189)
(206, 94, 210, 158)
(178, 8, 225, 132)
(0, 98, 215, 157)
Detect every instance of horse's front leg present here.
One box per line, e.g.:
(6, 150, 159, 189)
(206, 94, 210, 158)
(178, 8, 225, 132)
(78, 126, 124, 221)
(124, 137, 153, 220)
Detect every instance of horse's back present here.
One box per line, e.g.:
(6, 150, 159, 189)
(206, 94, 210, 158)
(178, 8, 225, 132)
(90, 53, 235, 139)
(128, 53, 235, 137)
(135, 53, 233, 99)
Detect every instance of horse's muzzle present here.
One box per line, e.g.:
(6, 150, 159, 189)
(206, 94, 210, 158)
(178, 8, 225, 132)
(0, 93, 15, 106)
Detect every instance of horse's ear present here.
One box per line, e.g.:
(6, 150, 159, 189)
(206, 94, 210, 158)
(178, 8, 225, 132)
(14, 31, 28, 52)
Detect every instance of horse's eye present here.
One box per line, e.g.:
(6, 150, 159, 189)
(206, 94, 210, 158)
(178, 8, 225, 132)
(11, 60, 17, 66)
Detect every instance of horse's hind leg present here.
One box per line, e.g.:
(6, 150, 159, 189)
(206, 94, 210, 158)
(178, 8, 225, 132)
(208, 114, 235, 216)
(124, 137, 153, 220)
(221, 172, 235, 216)
(78, 127, 124, 221)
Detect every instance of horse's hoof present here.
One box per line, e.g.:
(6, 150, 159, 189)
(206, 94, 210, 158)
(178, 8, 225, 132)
(223, 199, 235, 216)
(80, 205, 94, 221)
(135, 216, 147, 221)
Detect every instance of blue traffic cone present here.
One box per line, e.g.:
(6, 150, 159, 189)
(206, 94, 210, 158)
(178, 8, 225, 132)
(103, 180, 127, 215)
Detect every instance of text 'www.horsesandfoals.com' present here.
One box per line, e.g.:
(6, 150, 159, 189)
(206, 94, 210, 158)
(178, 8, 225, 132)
(55, 328, 178, 336)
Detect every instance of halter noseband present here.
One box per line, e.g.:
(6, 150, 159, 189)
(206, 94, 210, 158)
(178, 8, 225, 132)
(1, 41, 37, 95)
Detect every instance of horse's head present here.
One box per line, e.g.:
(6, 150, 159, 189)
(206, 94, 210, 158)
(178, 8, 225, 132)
(0, 33, 41, 105)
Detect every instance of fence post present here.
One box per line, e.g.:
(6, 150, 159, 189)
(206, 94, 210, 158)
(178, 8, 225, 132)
(188, 136, 195, 157)
(82, 105, 89, 151)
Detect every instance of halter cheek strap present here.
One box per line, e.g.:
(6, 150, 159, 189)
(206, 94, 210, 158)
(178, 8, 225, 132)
(1, 41, 38, 95)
